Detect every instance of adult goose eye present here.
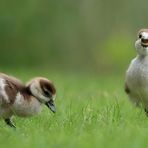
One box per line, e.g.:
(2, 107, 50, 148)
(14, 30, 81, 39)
(139, 34, 142, 38)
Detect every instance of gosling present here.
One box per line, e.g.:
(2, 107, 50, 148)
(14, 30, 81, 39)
(125, 29, 148, 115)
(0, 73, 56, 128)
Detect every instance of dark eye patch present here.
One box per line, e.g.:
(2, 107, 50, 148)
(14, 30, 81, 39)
(40, 79, 56, 97)
(43, 89, 52, 97)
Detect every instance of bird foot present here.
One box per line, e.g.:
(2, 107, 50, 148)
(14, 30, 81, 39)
(4, 118, 16, 128)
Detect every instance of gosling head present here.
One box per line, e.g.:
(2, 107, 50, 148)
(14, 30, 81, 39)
(27, 77, 56, 113)
(135, 29, 148, 56)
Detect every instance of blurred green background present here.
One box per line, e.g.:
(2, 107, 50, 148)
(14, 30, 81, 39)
(0, 0, 146, 74)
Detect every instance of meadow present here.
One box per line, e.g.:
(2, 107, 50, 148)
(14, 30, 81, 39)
(0, 70, 148, 148)
(1, 0, 148, 147)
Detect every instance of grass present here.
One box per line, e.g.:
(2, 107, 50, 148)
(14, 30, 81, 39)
(0, 70, 148, 148)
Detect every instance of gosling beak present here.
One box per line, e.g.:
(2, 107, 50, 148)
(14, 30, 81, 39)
(45, 100, 56, 113)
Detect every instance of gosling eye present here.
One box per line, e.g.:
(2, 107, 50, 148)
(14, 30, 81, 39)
(43, 89, 52, 97)
(139, 34, 142, 39)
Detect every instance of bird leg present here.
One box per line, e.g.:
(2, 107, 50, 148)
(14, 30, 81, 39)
(4, 118, 16, 128)
(144, 109, 148, 116)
